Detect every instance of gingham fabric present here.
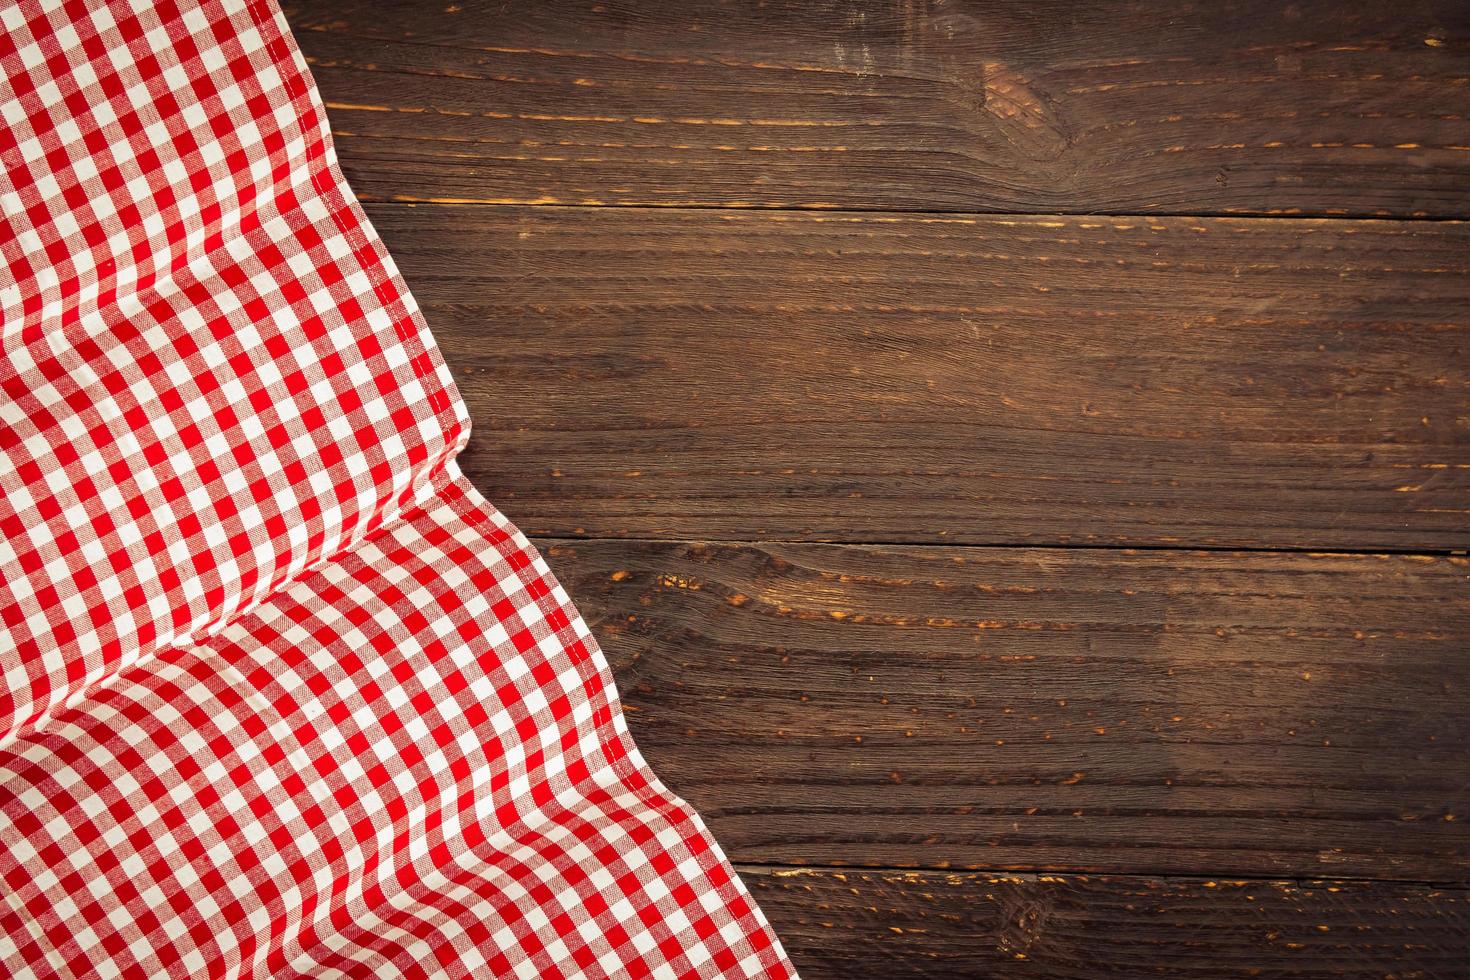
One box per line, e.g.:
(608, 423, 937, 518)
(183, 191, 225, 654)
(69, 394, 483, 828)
(0, 1, 795, 976)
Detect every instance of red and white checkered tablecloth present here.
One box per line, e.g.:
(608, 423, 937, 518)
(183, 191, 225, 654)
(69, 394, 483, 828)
(0, 1, 795, 976)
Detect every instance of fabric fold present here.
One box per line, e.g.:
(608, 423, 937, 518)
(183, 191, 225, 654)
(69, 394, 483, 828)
(1, 0, 795, 976)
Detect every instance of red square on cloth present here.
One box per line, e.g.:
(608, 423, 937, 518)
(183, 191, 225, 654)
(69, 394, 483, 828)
(0, 1, 795, 976)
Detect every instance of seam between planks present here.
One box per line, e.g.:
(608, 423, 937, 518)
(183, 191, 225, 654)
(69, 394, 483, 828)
(530, 535, 1467, 560)
(358, 196, 1470, 223)
(731, 862, 1470, 891)
(363, 198, 1470, 227)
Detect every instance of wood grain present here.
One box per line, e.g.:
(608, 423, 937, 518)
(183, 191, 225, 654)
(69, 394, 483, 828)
(740, 867, 1470, 978)
(371, 204, 1470, 551)
(286, 0, 1470, 217)
(540, 539, 1470, 880)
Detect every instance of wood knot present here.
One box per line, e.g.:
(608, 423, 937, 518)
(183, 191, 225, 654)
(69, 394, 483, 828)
(995, 894, 1051, 955)
(980, 61, 1070, 163)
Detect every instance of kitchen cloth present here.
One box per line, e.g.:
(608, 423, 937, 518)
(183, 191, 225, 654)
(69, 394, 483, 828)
(0, 1, 794, 976)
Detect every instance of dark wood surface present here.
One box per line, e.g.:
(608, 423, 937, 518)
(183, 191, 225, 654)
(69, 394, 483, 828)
(289, 0, 1470, 217)
(285, 0, 1470, 974)
(741, 868, 1470, 978)
(548, 540, 1470, 881)
(371, 204, 1470, 551)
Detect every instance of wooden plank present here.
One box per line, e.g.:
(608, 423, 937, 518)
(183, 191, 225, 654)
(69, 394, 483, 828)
(372, 204, 1470, 551)
(286, 0, 1470, 217)
(740, 867, 1470, 978)
(539, 539, 1470, 880)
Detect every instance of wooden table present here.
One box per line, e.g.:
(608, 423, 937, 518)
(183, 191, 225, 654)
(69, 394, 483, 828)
(284, 2, 1470, 974)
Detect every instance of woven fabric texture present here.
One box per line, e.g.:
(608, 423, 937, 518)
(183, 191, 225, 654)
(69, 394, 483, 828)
(0, 1, 794, 976)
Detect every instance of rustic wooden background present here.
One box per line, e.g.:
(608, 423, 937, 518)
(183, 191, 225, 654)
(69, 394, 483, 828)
(284, 1, 1470, 974)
